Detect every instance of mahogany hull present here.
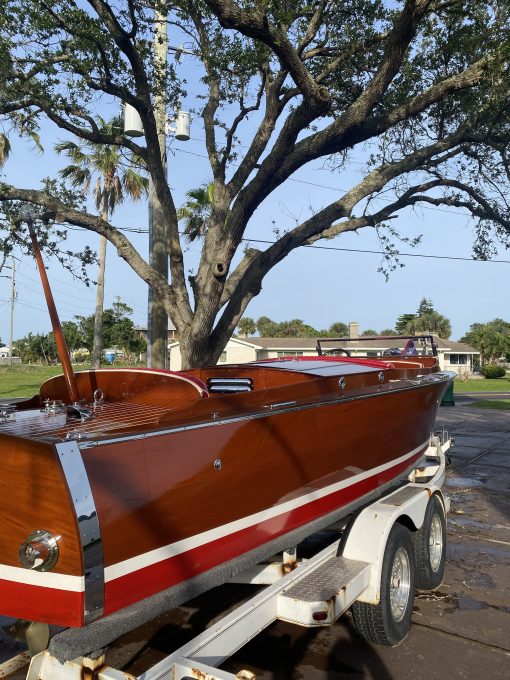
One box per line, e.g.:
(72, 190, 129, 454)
(0, 363, 449, 628)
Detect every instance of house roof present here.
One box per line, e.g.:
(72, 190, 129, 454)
(135, 321, 176, 332)
(241, 336, 479, 354)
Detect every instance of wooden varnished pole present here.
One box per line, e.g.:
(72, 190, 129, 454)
(27, 221, 80, 404)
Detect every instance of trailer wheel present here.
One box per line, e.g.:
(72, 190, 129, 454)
(352, 523, 415, 646)
(413, 494, 446, 590)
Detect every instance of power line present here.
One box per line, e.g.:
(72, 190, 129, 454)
(239, 237, 510, 264)
(16, 261, 148, 315)
(55, 223, 510, 265)
(16, 299, 49, 314)
(171, 147, 472, 219)
(185, 135, 369, 167)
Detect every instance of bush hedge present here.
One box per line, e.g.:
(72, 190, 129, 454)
(483, 365, 507, 379)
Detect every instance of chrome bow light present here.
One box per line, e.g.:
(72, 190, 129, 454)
(19, 530, 59, 571)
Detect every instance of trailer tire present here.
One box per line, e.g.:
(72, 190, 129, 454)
(352, 523, 415, 646)
(413, 494, 446, 590)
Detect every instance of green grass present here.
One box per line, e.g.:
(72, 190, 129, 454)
(0, 364, 74, 397)
(0, 362, 145, 397)
(453, 377, 510, 393)
(469, 399, 510, 410)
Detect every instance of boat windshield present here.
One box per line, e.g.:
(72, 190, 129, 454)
(316, 335, 438, 359)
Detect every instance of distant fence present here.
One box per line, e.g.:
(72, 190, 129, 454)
(0, 357, 22, 365)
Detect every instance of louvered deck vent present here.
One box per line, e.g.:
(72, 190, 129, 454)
(207, 378, 253, 393)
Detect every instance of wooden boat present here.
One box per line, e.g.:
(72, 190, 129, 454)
(0, 222, 453, 646)
(0, 350, 452, 631)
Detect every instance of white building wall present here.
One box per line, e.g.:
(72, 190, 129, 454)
(223, 341, 256, 364)
(168, 339, 258, 371)
(168, 345, 182, 371)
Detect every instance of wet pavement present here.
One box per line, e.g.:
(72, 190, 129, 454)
(1, 403, 510, 679)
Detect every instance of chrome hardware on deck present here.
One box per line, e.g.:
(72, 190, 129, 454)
(66, 403, 93, 422)
(93, 389, 104, 405)
(263, 400, 297, 410)
(207, 377, 253, 393)
(0, 403, 17, 420)
(42, 399, 66, 416)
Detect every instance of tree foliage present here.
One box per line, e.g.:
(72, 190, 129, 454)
(252, 317, 354, 337)
(395, 299, 451, 338)
(327, 322, 349, 337)
(404, 298, 452, 338)
(237, 316, 256, 336)
(177, 183, 214, 243)
(417, 298, 435, 316)
(0, 179, 96, 279)
(2, 1, 510, 367)
(395, 313, 417, 334)
(461, 318, 510, 366)
(14, 299, 146, 363)
(255, 316, 320, 337)
(406, 311, 452, 338)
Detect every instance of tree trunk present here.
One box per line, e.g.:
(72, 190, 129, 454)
(179, 321, 224, 370)
(92, 233, 107, 369)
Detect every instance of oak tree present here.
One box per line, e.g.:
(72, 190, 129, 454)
(1, 1, 510, 368)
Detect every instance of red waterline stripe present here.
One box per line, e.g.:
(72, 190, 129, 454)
(104, 450, 423, 615)
(0, 579, 84, 627)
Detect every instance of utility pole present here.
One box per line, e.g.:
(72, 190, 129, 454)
(147, 1, 169, 369)
(8, 258, 15, 364)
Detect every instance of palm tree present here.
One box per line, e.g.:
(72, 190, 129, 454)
(237, 317, 256, 337)
(56, 118, 148, 368)
(177, 182, 214, 242)
(406, 311, 452, 339)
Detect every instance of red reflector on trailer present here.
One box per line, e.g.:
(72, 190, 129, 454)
(312, 611, 328, 621)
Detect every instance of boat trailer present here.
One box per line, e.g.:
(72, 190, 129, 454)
(1, 434, 451, 680)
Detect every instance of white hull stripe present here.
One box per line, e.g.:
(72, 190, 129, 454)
(0, 564, 84, 591)
(105, 440, 427, 582)
(0, 441, 426, 592)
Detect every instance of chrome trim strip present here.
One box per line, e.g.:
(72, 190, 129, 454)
(55, 441, 104, 623)
(79, 374, 452, 449)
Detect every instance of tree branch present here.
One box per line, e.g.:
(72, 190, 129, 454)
(203, 0, 330, 111)
(0, 184, 188, 330)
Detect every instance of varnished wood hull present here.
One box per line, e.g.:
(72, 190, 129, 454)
(0, 360, 451, 628)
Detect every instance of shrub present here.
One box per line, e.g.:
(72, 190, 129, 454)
(483, 365, 506, 379)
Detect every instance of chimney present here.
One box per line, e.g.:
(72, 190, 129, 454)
(348, 322, 359, 339)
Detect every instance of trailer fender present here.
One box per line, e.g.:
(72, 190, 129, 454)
(341, 486, 437, 604)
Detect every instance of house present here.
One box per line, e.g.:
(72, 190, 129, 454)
(0, 346, 21, 364)
(134, 321, 178, 343)
(167, 322, 480, 375)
